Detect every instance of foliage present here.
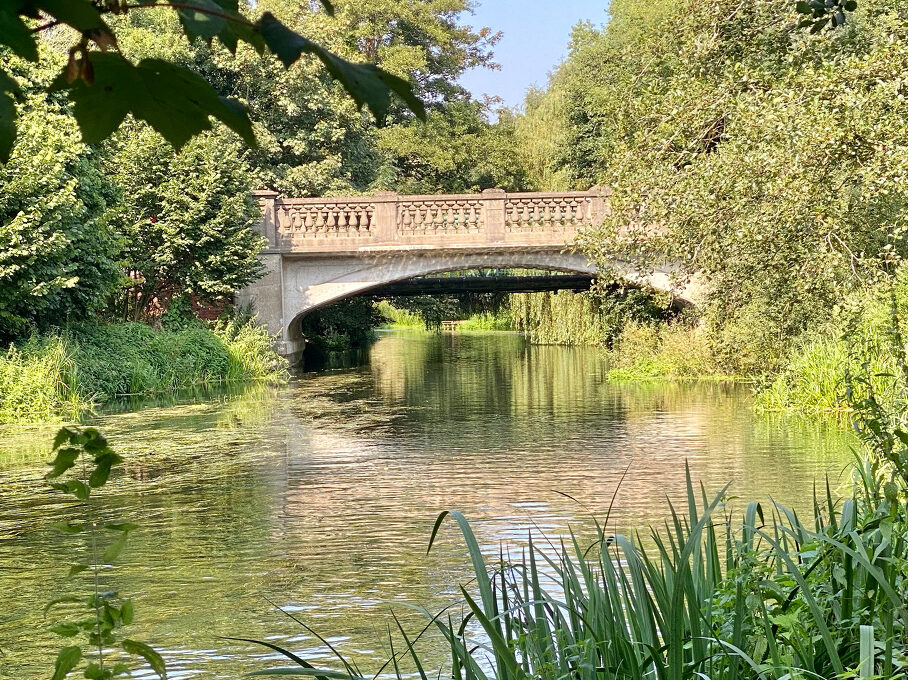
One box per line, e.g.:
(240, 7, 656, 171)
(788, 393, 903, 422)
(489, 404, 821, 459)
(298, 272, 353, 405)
(757, 269, 908, 412)
(375, 300, 427, 331)
(0, 97, 119, 344)
(606, 319, 727, 380)
(328, 0, 499, 105)
(300, 298, 382, 352)
(518, 0, 908, 374)
(105, 124, 265, 320)
(511, 287, 668, 346)
(44, 426, 166, 680)
(377, 101, 529, 193)
(0, 335, 86, 422)
(0, 0, 425, 164)
(0, 321, 286, 424)
(456, 311, 513, 331)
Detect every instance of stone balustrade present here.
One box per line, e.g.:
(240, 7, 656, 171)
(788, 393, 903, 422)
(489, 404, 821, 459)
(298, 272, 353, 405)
(252, 187, 610, 253)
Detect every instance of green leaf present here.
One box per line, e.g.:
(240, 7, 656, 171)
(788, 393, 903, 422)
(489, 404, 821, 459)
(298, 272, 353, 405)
(82, 428, 108, 452)
(89, 451, 122, 488)
(121, 639, 167, 679)
(844, 0, 858, 9)
(795, 1, 813, 12)
(121, 599, 135, 625)
(51, 645, 82, 680)
(49, 622, 81, 637)
(83, 663, 104, 680)
(51, 480, 90, 500)
(810, 17, 830, 32)
(52, 522, 87, 535)
(0, 7, 38, 61)
(47, 447, 80, 479)
(52, 428, 74, 452)
(67, 564, 90, 577)
(176, 0, 229, 42)
(104, 522, 139, 533)
(58, 54, 256, 149)
(35, 0, 107, 31)
(256, 12, 425, 123)
(103, 532, 129, 562)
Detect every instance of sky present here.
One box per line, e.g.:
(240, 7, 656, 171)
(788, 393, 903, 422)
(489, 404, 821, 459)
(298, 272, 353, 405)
(459, 0, 610, 109)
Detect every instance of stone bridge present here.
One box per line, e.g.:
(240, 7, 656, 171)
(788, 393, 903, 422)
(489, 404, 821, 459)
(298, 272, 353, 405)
(237, 187, 698, 360)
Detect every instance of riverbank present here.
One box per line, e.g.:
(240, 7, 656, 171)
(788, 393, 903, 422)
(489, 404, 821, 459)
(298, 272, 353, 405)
(0, 320, 287, 424)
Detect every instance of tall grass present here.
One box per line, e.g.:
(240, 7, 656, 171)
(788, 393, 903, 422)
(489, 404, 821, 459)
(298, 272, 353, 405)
(245, 382, 908, 680)
(0, 320, 287, 424)
(456, 311, 514, 332)
(376, 301, 429, 331)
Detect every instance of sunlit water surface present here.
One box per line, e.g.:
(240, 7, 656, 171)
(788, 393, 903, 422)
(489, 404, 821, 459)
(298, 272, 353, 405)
(0, 331, 854, 678)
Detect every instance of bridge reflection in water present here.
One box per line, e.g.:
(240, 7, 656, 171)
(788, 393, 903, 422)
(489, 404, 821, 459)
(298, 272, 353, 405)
(237, 187, 697, 361)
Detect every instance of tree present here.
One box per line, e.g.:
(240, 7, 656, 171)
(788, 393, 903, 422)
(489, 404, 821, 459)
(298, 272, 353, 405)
(518, 0, 908, 371)
(377, 99, 529, 193)
(0, 98, 120, 343)
(329, 0, 500, 105)
(0, 0, 425, 164)
(106, 124, 265, 320)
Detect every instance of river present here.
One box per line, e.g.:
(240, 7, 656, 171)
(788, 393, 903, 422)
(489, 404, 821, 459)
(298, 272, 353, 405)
(0, 330, 854, 678)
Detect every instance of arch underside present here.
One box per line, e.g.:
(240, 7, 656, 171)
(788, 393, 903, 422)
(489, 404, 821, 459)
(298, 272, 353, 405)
(281, 249, 693, 340)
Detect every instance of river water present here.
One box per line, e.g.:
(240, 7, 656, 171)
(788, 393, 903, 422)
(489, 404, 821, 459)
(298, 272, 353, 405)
(0, 331, 854, 679)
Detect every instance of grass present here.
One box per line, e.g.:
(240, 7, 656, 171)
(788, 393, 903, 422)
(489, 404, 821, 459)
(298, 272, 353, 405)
(0, 320, 287, 424)
(376, 302, 515, 332)
(376, 301, 429, 331)
(456, 311, 514, 332)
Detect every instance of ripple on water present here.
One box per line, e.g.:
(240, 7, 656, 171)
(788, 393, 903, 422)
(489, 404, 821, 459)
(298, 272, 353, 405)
(0, 331, 854, 678)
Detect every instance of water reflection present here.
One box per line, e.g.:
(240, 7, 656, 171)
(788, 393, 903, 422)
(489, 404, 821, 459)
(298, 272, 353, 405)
(0, 331, 853, 678)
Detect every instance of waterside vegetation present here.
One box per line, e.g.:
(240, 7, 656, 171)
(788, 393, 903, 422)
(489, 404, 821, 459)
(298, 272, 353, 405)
(0, 319, 286, 424)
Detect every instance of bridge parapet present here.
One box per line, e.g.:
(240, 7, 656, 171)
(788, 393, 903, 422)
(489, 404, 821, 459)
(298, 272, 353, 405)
(252, 187, 610, 254)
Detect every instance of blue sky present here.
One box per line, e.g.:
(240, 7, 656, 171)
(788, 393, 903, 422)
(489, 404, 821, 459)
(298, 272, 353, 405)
(459, 0, 610, 109)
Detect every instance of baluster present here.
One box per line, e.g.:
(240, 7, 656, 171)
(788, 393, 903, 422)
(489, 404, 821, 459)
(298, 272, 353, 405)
(532, 203, 541, 227)
(446, 205, 455, 230)
(349, 210, 359, 231)
(304, 211, 314, 232)
(338, 209, 348, 232)
(468, 204, 478, 230)
(432, 205, 444, 230)
(552, 203, 562, 226)
(402, 206, 413, 231)
(360, 208, 371, 231)
(326, 210, 337, 231)
(457, 205, 466, 231)
(315, 209, 326, 231)
(414, 206, 424, 230)
(521, 203, 531, 226)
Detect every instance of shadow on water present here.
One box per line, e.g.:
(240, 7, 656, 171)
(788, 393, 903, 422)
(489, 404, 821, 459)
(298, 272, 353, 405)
(0, 330, 857, 679)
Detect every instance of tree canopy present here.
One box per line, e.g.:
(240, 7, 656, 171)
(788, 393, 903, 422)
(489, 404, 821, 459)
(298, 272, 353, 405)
(0, 0, 426, 163)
